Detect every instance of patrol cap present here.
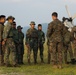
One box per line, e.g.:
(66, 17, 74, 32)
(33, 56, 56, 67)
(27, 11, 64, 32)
(6, 16, 15, 20)
(0, 15, 6, 19)
(17, 25, 23, 29)
(30, 21, 36, 25)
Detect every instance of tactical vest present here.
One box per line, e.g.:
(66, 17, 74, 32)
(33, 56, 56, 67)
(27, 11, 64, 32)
(29, 28, 38, 39)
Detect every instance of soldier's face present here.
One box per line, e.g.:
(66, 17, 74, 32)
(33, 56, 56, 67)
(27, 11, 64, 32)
(8, 19, 13, 23)
(12, 25, 16, 28)
(38, 26, 42, 30)
(31, 24, 35, 28)
(18, 29, 21, 32)
(52, 16, 57, 20)
(0, 18, 6, 23)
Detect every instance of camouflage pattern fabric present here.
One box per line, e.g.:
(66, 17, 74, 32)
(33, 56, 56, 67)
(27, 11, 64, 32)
(17, 31, 24, 64)
(26, 28, 38, 63)
(63, 26, 73, 63)
(71, 26, 76, 59)
(3, 22, 16, 66)
(47, 19, 64, 66)
(0, 23, 4, 65)
(38, 30, 45, 62)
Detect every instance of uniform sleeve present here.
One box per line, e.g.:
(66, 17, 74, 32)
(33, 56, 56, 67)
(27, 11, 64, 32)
(25, 29, 30, 44)
(0, 24, 2, 42)
(71, 28, 75, 40)
(3, 24, 11, 39)
(62, 25, 67, 35)
(46, 23, 53, 39)
(22, 33, 24, 43)
(42, 32, 45, 43)
(23, 33, 24, 39)
(14, 31, 19, 44)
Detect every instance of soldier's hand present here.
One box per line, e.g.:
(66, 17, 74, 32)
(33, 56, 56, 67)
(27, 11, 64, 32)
(2, 41, 5, 45)
(4, 39, 7, 42)
(26, 44, 30, 48)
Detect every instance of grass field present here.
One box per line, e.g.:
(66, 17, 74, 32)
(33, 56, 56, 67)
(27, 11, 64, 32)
(0, 43, 76, 75)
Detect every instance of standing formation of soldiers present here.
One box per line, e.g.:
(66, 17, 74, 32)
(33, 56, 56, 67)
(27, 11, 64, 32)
(0, 15, 24, 67)
(0, 12, 76, 69)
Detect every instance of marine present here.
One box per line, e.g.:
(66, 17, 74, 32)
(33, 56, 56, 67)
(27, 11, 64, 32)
(11, 21, 19, 64)
(38, 24, 45, 63)
(3, 16, 17, 67)
(71, 26, 76, 63)
(63, 26, 74, 64)
(47, 12, 64, 69)
(47, 23, 53, 64)
(17, 26, 24, 65)
(0, 15, 6, 66)
(26, 21, 38, 64)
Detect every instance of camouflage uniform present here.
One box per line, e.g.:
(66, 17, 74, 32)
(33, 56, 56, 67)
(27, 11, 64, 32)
(63, 26, 74, 64)
(0, 22, 4, 65)
(26, 28, 38, 64)
(47, 19, 63, 66)
(71, 26, 76, 60)
(47, 41, 51, 64)
(47, 23, 52, 64)
(38, 30, 45, 62)
(17, 26, 24, 64)
(3, 21, 17, 66)
(11, 26, 19, 64)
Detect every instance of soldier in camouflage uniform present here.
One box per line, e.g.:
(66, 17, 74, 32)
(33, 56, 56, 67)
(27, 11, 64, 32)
(26, 21, 38, 64)
(47, 12, 64, 69)
(12, 22, 19, 64)
(63, 26, 74, 64)
(47, 23, 57, 64)
(17, 26, 24, 65)
(0, 15, 6, 66)
(47, 41, 51, 64)
(38, 24, 45, 63)
(47, 23, 53, 64)
(3, 16, 17, 67)
(71, 26, 76, 63)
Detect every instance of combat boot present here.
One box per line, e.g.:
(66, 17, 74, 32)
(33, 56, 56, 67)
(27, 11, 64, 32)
(53, 65, 58, 69)
(34, 59, 37, 64)
(71, 59, 76, 65)
(41, 58, 44, 63)
(12, 64, 20, 67)
(58, 65, 63, 69)
(6, 64, 12, 67)
(20, 62, 24, 65)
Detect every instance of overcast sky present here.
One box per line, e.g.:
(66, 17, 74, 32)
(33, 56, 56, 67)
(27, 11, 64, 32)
(0, 0, 76, 27)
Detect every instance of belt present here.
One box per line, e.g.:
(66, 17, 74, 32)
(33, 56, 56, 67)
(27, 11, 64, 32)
(7, 36, 13, 38)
